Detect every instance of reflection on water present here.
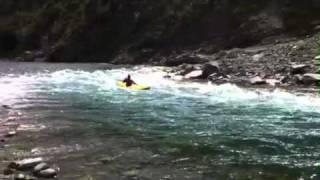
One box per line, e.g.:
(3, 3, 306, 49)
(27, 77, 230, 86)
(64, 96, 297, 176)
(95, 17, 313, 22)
(1, 62, 320, 179)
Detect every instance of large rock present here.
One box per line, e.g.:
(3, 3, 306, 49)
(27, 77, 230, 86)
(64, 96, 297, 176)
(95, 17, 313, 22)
(184, 70, 203, 79)
(291, 64, 309, 74)
(9, 157, 43, 170)
(201, 61, 220, 78)
(301, 73, 320, 85)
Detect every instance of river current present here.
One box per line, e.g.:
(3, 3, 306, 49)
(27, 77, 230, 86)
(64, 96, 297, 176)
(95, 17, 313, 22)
(0, 62, 320, 179)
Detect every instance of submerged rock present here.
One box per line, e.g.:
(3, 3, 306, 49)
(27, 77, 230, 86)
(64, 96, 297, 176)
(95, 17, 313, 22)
(37, 168, 57, 178)
(9, 157, 43, 170)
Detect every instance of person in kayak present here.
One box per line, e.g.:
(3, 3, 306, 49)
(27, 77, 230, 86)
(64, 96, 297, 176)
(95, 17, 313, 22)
(123, 75, 136, 87)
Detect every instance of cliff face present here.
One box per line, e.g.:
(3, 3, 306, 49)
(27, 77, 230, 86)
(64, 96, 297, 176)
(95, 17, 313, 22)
(0, 0, 320, 62)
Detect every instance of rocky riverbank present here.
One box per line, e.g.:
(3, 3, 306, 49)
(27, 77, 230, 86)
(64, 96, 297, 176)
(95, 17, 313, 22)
(0, 105, 58, 180)
(146, 33, 320, 91)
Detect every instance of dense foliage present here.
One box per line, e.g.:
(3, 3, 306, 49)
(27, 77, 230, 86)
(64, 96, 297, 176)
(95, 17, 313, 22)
(0, 0, 320, 62)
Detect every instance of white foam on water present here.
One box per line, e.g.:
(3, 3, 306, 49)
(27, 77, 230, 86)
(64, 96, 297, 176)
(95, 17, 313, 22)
(0, 66, 319, 113)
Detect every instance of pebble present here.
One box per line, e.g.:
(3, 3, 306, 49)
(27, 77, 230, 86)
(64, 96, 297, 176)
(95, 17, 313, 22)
(123, 170, 139, 177)
(14, 173, 26, 180)
(37, 168, 57, 178)
(5, 131, 17, 138)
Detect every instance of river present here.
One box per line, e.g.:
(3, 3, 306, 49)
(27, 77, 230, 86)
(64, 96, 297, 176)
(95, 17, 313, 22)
(0, 62, 320, 179)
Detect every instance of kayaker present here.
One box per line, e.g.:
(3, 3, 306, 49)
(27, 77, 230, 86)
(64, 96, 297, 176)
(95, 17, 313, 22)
(123, 75, 136, 87)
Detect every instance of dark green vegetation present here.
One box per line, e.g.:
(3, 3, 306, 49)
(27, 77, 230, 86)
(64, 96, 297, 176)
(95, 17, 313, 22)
(0, 0, 320, 62)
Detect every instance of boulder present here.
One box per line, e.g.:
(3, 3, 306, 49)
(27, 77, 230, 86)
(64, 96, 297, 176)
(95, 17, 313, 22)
(9, 157, 43, 170)
(184, 70, 203, 79)
(249, 76, 266, 85)
(301, 73, 320, 85)
(33, 163, 49, 173)
(208, 73, 230, 84)
(37, 168, 57, 178)
(291, 64, 309, 74)
(201, 61, 220, 78)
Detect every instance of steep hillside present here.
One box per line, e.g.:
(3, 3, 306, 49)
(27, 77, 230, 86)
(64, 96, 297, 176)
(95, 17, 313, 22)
(0, 0, 320, 62)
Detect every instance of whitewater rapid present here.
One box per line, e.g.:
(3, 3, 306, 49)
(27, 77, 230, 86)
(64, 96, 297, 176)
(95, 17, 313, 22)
(1, 66, 319, 113)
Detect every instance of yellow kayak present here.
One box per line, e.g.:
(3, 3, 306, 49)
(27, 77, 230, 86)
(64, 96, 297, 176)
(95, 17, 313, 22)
(117, 81, 151, 91)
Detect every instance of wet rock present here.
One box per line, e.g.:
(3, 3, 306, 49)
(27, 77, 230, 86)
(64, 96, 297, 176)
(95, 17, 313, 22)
(33, 163, 49, 173)
(177, 64, 196, 75)
(5, 131, 17, 138)
(37, 168, 57, 178)
(208, 73, 229, 84)
(301, 73, 320, 85)
(291, 64, 309, 74)
(249, 76, 266, 85)
(201, 61, 220, 78)
(315, 55, 320, 60)
(184, 70, 203, 79)
(9, 157, 43, 170)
